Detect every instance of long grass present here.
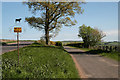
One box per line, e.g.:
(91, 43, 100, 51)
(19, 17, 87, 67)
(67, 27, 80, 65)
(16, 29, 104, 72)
(2, 43, 79, 79)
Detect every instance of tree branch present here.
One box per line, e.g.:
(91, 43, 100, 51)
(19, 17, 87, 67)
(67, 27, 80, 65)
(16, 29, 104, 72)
(49, 14, 62, 31)
(49, 3, 72, 24)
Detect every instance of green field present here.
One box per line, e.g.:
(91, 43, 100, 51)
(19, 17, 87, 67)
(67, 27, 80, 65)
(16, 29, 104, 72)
(6, 41, 16, 43)
(62, 41, 119, 46)
(2, 43, 79, 79)
(62, 41, 83, 45)
(69, 46, 92, 52)
(20, 40, 36, 42)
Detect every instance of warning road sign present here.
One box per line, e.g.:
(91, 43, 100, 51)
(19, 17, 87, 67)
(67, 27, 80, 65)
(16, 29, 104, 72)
(14, 27, 22, 32)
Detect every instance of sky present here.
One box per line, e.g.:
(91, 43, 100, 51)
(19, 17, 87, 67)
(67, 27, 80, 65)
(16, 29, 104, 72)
(1, 2, 119, 41)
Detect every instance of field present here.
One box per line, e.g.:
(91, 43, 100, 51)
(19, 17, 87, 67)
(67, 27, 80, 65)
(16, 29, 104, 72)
(62, 41, 83, 46)
(2, 43, 79, 79)
(62, 41, 118, 46)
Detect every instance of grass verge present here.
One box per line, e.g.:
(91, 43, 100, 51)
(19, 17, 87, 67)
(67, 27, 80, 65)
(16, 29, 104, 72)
(68, 46, 119, 61)
(2, 44, 79, 79)
(99, 52, 119, 61)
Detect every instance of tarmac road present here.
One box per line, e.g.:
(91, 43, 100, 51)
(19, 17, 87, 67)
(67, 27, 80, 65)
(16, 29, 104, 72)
(63, 46, 119, 79)
(0, 41, 34, 54)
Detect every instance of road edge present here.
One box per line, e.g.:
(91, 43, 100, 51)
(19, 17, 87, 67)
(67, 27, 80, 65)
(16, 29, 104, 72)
(70, 54, 87, 78)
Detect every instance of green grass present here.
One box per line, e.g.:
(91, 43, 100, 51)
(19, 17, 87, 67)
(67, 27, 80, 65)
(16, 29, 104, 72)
(62, 41, 83, 45)
(69, 46, 91, 52)
(6, 41, 16, 43)
(20, 40, 36, 42)
(99, 52, 119, 61)
(2, 44, 79, 79)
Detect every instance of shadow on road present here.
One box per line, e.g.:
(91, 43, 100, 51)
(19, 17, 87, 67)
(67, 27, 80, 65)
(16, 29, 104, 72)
(68, 52, 86, 54)
(66, 49, 110, 55)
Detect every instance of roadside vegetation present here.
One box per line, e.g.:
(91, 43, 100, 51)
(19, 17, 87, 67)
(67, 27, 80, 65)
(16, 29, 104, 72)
(0, 41, 16, 45)
(0, 42, 7, 46)
(99, 52, 119, 61)
(65, 42, 119, 61)
(2, 43, 79, 79)
(78, 24, 106, 48)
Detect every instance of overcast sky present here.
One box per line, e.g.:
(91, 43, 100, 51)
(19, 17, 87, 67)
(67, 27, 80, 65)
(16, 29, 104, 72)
(1, 2, 119, 41)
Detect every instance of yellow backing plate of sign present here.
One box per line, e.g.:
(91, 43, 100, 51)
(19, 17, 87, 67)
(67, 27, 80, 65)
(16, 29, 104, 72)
(14, 27, 22, 32)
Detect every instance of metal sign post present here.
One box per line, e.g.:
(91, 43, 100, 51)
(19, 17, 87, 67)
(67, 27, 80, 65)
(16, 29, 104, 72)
(17, 32, 19, 65)
(14, 27, 22, 66)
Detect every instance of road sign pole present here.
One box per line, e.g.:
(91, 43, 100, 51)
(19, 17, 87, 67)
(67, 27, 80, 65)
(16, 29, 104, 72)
(17, 32, 19, 66)
(14, 27, 22, 66)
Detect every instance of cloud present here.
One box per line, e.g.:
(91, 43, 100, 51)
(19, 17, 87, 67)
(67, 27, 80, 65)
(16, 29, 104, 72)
(104, 30, 118, 36)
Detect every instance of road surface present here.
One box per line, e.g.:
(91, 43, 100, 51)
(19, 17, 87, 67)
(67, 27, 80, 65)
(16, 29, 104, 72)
(63, 46, 118, 79)
(0, 41, 33, 54)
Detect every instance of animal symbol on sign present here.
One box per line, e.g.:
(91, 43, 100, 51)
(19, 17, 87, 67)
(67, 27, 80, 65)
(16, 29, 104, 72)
(15, 18, 22, 23)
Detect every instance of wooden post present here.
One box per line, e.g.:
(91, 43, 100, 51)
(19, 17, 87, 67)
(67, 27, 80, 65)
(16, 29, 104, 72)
(17, 32, 19, 65)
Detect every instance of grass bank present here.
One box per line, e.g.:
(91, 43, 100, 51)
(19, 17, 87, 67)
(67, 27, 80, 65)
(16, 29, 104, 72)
(2, 43, 79, 79)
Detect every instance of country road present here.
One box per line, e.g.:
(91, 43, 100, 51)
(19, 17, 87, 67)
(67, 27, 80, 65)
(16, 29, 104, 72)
(0, 41, 34, 54)
(63, 46, 118, 78)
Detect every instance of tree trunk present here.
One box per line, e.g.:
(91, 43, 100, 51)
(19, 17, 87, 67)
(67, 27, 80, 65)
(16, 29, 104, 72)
(45, 28, 49, 45)
(83, 39, 89, 48)
(45, 3, 50, 45)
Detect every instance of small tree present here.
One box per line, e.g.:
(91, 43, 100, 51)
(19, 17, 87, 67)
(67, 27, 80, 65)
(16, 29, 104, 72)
(24, 1, 84, 45)
(78, 24, 106, 48)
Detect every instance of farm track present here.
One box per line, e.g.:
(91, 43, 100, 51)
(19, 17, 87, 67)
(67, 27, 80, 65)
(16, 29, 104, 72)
(63, 46, 119, 79)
